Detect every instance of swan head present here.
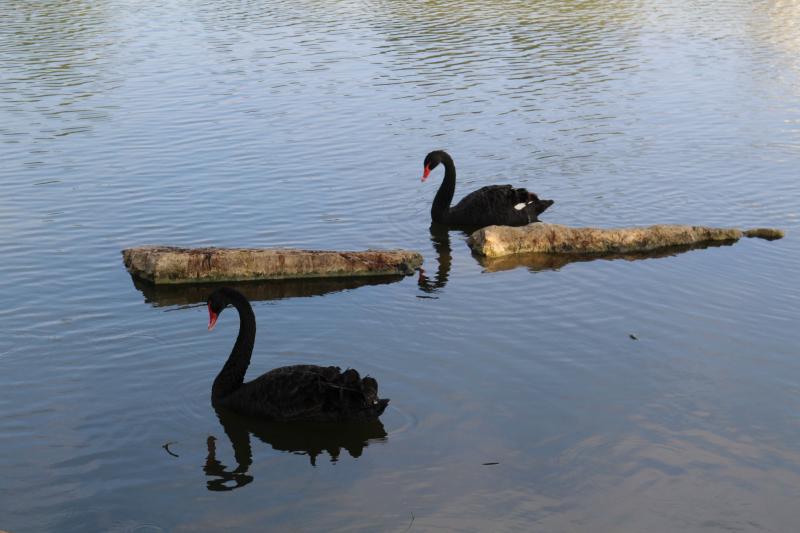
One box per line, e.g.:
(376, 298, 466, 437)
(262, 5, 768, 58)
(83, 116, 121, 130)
(206, 288, 231, 331)
(422, 150, 450, 182)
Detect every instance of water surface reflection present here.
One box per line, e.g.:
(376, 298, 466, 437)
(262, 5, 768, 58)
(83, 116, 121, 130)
(475, 240, 738, 273)
(417, 224, 455, 294)
(205, 406, 387, 491)
(129, 274, 406, 307)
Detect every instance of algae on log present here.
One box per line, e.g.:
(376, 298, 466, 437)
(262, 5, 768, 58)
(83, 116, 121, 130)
(468, 223, 784, 258)
(122, 246, 423, 284)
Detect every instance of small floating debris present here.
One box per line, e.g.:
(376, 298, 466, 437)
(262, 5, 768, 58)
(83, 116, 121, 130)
(406, 512, 415, 532)
(122, 246, 423, 285)
(629, 334, 638, 341)
(482, 462, 500, 466)
(162, 441, 179, 458)
(33, 179, 60, 186)
(468, 223, 784, 258)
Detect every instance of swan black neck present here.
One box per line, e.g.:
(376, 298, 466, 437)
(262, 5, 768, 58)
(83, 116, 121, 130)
(212, 289, 256, 402)
(431, 152, 456, 224)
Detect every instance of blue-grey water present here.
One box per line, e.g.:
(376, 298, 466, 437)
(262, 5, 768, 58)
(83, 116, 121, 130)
(1, 1, 799, 531)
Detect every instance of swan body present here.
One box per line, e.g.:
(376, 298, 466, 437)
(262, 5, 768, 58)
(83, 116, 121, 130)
(422, 150, 554, 227)
(207, 287, 388, 422)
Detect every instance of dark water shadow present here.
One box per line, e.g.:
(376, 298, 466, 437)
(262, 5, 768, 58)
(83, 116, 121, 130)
(474, 240, 738, 273)
(204, 406, 388, 491)
(130, 274, 405, 307)
(418, 222, 507, 294)
(417, 223, 484, 294)
(417, 223, 454, 294)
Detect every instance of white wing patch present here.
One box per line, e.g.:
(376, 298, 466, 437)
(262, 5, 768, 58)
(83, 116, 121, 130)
(514, 203, 526, 210)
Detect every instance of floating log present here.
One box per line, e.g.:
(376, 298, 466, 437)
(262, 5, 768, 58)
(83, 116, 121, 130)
(122, 246, 423, 285)
(468, 223, 784, 258)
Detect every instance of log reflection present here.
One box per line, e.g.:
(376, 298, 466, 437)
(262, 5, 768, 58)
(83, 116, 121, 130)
(130, 274, 405, 307)
(475, 241, 737, 273)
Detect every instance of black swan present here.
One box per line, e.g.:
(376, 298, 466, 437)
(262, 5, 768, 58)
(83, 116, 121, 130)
(206, 287, 389, 422)
(422, 150, 554, 227)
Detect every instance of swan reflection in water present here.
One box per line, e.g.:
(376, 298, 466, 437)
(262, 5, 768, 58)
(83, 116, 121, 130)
(417, 223, 456, 294)
(204, 406, 388, 491)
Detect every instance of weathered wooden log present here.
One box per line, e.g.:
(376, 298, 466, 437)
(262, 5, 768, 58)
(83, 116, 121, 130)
(468, 223, 784, 258)
(122, 246, 423, 284)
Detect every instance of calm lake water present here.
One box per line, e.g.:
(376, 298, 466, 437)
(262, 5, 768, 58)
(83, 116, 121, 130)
(2, 0, 799, 531)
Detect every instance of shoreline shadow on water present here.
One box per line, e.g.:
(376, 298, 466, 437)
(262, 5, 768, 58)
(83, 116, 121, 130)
(204, 406, 388, 491)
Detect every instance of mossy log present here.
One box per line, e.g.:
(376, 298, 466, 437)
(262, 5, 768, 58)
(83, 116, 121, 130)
(468, 223, 784, 258)
(122, 246, 423, 285)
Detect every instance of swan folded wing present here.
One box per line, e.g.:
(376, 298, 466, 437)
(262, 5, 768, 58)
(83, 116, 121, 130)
(449, 185, 533, 225)
(234, 365, 383, 421)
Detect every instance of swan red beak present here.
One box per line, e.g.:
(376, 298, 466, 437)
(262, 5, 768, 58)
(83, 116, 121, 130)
(208, 304, 218, 331)
(422, 165, 431, 182)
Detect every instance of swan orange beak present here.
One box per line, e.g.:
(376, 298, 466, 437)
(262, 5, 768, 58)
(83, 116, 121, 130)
(208, 304, 218, 331)
(422, 165, 430, 182)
